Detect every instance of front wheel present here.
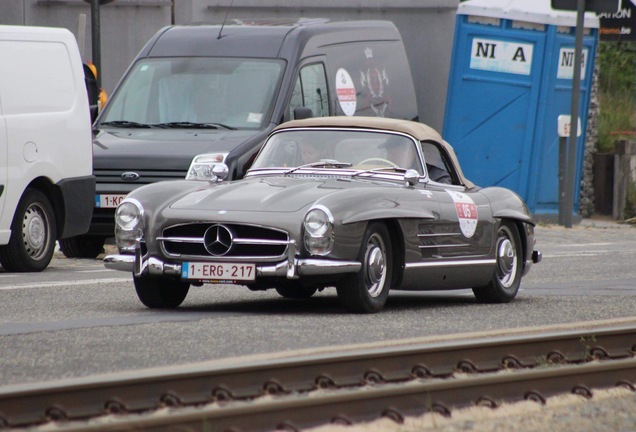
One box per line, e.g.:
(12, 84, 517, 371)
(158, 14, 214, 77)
(275, 282, 318, 299)
(58, 235, 105, 259)
(336, 222, 392, 313)
(472, 220, 522, 303)
(0, 189, 56, 272)
(133, 276, 190, 309)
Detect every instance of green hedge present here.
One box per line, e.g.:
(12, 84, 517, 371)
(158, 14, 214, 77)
(598, 42, 636, 153)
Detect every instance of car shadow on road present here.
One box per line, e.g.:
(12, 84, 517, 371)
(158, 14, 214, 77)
(175, 289, 486, 316)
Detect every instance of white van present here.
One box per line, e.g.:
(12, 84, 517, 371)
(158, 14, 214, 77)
(0, 25, 95, 272)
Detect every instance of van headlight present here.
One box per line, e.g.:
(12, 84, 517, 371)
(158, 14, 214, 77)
(303, 206, 334, 256)
(186, 153, 229, 181)
(115, 199, 144, 251)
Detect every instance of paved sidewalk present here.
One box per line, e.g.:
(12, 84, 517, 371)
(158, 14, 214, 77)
(542, 215, 636, 229)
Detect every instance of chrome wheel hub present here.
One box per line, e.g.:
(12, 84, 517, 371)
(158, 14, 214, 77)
(496, 232, 517, 288)
(364, 233, 386, 298)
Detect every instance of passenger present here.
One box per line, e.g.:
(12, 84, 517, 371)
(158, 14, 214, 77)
(426, 163, 452, 185)
(421, 142, 452, 184)
(299, 139, 329, 164)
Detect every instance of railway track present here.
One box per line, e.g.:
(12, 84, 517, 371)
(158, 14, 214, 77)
(2, 323, 636, 431)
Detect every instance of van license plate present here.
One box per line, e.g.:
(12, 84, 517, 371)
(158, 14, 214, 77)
(182, 262, 256, 282)
(96, 194, 127, 208)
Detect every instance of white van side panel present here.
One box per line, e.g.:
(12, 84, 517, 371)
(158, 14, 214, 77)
(0, 105, 6, 227)
(0, 26, 93, 245)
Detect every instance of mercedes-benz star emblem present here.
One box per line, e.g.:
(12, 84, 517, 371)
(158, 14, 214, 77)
(204, 224, 233, 256)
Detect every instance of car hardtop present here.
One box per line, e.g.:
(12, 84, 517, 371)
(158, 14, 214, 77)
(270, 116, 475, 188)
(140, 19, 403, 60)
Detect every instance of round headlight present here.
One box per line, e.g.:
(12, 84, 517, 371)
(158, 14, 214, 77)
(304, 208, 330, 237)
(115, 200, 142, 231)
(304, 207, 334, 256)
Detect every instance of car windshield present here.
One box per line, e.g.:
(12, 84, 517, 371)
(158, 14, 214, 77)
(99, 57, 284, 130)
(250, 129, 423, 174)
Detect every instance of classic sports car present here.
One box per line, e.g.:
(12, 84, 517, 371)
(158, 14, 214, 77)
(104, 116, 541, 313)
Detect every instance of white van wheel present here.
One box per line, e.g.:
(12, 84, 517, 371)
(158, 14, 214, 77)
(0, 189, 57, 272)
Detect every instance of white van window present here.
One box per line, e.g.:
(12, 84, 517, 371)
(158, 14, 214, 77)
(289, 63, 328, 119)
(0, 41, 74, 114)
(101, 57, 284, 130)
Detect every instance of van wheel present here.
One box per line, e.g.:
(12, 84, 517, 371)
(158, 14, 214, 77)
(58, 235, 105, 259)
(133, 276, 190, 309)
(0, 189, 56, 272)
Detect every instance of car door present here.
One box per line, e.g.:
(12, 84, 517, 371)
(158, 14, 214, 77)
(416, 140, 494, 260)
(432, 185, 494, 258)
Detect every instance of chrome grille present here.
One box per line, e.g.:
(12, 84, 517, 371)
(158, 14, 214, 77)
(160, 223, 289, 260)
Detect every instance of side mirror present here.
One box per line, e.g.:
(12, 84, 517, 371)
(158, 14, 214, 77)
(404, 169, 420, 186)
(293, 107, 313, 120)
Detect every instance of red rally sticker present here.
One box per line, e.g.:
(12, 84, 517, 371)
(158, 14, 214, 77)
(447, 190, 478, 238)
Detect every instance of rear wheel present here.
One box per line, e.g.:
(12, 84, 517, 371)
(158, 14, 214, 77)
(58, 235, 105, 259)
(336, 222, 392, 313)
(0, 189, 56, 272)
(472, 220, 522, 303)
(133, 276, 190, 309)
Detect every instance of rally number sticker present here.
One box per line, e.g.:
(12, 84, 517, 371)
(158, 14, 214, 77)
(446, 190, 478, 238)
(335, 68, 357, 116)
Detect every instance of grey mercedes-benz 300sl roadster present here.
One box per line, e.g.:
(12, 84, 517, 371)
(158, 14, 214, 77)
(105, 116, 541, 313)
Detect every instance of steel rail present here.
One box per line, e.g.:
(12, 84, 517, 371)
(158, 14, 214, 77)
(1, 324, 635, 429)
(54, 357, 636, 432)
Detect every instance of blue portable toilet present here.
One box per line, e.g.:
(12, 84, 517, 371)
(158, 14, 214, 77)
(443, 0, 599, 217)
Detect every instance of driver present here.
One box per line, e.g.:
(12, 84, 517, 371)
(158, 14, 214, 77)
(382, 139, 421, 172)
(382, 138, 452, 184)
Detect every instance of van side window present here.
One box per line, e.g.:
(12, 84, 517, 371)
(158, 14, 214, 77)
(289, 63, 329, 119)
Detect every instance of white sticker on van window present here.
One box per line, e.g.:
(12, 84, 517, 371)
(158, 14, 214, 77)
(247, 112, 262, 123)
(335, 68, 357, 116)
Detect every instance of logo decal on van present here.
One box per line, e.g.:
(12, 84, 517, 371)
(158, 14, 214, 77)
(360, 47, 390, 117)
(335, 68, 357, 116)
(121, 172, 140, 181)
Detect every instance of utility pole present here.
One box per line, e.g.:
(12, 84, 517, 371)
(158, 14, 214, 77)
(85, 0, 115, 89)
(551, 0, 619, 227)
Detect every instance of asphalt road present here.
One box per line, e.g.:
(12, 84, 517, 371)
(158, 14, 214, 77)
(0, 220, 635, 386)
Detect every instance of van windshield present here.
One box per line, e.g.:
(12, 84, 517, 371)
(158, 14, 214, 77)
(99, 57, 285, 130)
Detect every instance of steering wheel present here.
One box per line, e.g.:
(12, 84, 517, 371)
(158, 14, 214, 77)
(356, 158, 399, 168)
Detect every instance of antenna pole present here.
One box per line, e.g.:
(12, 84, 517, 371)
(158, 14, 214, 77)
(217, 0, 234, 39)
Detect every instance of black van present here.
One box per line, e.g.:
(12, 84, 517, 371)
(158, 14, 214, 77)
(61, 18, 418, 258)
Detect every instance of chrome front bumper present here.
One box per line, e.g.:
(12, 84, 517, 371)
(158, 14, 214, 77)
(103, 241, 361, 279)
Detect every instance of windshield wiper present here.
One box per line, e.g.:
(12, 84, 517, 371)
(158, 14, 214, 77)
(351, 167, 408, 178)
(152, 122, 236, 130)
(284, 160, 352, 175)
(100, 120, 153, 128)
